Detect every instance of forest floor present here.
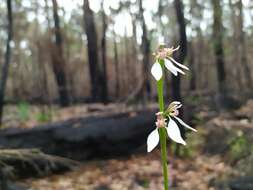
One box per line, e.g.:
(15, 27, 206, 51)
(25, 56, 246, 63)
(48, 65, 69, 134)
(5, 99, 253, 190)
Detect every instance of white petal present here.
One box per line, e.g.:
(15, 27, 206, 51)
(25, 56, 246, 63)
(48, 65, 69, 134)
(151, 61, 163, 81)
(169, 102, 182, 110)
(174, 116, 197, 132)
(147, 128, 160, 152)
(172, 45, 180, 52)
(171, 101, 181, 105)
(169, 57, 189, 70)
(165, 59, 185, 75)
(164, 59, 178, 76)
(166, 118, 186, 145)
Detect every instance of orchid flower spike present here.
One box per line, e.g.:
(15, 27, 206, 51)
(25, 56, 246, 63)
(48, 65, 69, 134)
(151, 45, 189, 81)
(147, 102, 197, 152)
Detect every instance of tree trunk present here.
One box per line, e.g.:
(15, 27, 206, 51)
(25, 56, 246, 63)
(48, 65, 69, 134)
(237, 0, 252, 88)
(100, 2, 108, 103)
(212, 0, 227, 94)
(188, 0, 199, 91)
(83, 0, 103, 101)
(113, 27, 120, 98)
(188, 42, 196, 91)
(0, 0, 13, 125)
(130, 13, 138, 88)
(124, 28, 131, 94)
(139, 0, 151, 100)
(172, 0, 187, 102)
(172, 0, 187, 150)
(229, 0, 247, 90)
(51, 0, 70, 106)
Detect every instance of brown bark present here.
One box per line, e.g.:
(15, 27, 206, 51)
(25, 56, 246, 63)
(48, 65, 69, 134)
(130, 13, 138, 84)
(51, 0, 70, 106)
(229, 0, 243, 89)
(113, 27, 120, 98)
(0, 0, 13, 125)
(236, 0, 252, 88)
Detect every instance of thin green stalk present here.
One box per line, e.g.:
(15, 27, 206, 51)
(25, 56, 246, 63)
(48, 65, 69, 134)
(157, 60, 168, 190)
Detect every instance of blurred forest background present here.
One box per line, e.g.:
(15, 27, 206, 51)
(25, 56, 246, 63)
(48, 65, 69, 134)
(1, 0, 253, 190)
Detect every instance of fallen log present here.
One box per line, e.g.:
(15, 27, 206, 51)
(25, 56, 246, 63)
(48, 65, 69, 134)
(0, 149, 78, 187)
(0, 108, 156, 160)
(0, 149, 78, 178)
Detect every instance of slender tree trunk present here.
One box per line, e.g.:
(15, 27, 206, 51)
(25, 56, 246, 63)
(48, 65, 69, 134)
(130, 14, 138, 86)
(188, 0, 198, 91)
(173, 0, 187, 150)
(139, 0, 151, 100)
(83, 0, 102, 101)
(44, 0, 51, 27)
(100, 2, 108, 103)
(212, 0, 227, 94)
(172, 0, 187, 101)
(113, 28, 120, 98)
(51, 0, 70, 106)
(188, 42, 196, 91)
(124, 28, 131, 93)
(0, 0, 13, 125)
(229, 0, 245, 90)
(237, 0, 252, 88)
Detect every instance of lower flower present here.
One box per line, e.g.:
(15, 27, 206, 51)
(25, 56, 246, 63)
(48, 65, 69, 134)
(147, 102, 197, 152)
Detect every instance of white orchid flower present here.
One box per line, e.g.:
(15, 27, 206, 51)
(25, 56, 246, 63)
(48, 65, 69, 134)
(151, 46, 189, 81)
(147, 102, 197, 152)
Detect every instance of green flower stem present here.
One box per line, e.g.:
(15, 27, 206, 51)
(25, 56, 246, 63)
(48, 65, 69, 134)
(157, 60, 168, 190)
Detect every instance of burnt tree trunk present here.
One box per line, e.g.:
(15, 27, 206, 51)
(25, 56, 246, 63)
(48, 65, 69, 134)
(212, 0, 227, 95)
(172, 0, 187, 101)
(100, 2, 108, 103)
(83, 0, 103, 101)
(51, 0, 70, 106)
(139, 0, 151, 100)
(0, 0, 13, 125)
(172, 0, 187, 150)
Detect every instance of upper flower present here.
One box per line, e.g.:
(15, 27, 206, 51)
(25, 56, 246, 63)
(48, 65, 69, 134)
(147, 101, 197, 152)
(151, 45, 189, 81)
